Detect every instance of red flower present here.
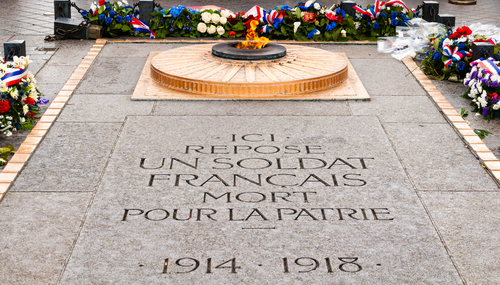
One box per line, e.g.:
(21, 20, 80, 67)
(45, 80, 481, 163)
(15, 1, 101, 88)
(490, 93, 499, 100)
(28, 112, 35, 118)
(228, 31, 236, 37)
(99, 0, 105, 6)
(23, 97, 35, 105)
(303, 12, 317, 23)
(0, 100, 10, 114)
(337, 15, 344, 24)
(326, 12, 338, 21)
(228, 17, 238, 25)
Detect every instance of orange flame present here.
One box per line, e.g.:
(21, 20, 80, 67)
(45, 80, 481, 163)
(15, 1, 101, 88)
(236, 20, 270, 49)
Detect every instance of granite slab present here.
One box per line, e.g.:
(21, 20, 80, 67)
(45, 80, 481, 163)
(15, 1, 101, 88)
(60, 116, 461, 284)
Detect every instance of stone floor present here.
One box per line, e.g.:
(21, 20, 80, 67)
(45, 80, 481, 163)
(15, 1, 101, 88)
(0, 1, 500, 284)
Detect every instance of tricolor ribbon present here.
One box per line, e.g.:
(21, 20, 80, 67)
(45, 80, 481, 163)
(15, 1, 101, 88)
(478, 59, 500, 76)
(353, 0, 409, 19)
(244, 5, 267, 22)
(385, 0, 409, 12)
(127, 16, 156, 38)
(260, 25, 272, 34)
(0, 65, 28, 87)
(442, 45, 466, 67)
(266, 9, 279, 25)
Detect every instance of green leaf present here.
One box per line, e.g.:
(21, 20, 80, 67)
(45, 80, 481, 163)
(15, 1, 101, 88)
(474, 129, 493, 139)
(459, 108, 469, 119)
(0, 145, 14, 166)
(98, 5, 105, 14)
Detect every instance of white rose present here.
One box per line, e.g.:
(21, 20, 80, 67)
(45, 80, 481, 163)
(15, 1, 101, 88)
(219, 16, 227, 25)
(201, 12, 211, 23)
(341, 29, 346, 37)
(314, 2, 321, 10)
(216, 26, 225, 35)
(443, 38, 452, 46)
(221, 10, 231, 18)
(494, 103, 500, 110)
(211, 13, 220, 24)
(197, 22, 207, 33)
(207, 25, 216, 34)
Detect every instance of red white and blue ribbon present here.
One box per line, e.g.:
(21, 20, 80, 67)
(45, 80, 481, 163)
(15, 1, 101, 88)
(260, 25, 272, 34)
(244, 5, 267, 22)
(0, 65, 28, 87)
(442, 45, 466, 67)
(478, 59, 500, 76)
(127, 16, 156, 38)
(354, 0, 409, 19)
(385, 0, 409, 12)
(266, 10, 279, 25)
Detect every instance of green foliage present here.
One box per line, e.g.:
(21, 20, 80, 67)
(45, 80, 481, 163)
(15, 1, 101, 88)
(474, 129, 493, 139)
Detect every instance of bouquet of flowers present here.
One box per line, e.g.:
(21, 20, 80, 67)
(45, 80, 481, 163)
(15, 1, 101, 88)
(82, 0, 136, 37)
(0, 56, 47, 136)
(463, 58, 500, 120)
(422, 26, 476, 81)
(263, 2, 356, 41)
(354, 1, 417, 39)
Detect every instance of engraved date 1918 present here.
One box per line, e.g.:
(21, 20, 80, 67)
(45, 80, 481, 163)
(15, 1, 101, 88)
(162, 257, 363, 274)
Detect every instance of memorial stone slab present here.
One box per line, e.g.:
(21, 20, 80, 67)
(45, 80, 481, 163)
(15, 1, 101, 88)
(60, 116, 461, 284)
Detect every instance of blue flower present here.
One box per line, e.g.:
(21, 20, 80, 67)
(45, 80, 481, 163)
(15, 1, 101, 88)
(18, 91, 24, 96)
(125, 15, 132, 22)
(38, 98, 49, 104)
(99, 14, 105, 21)
(373, 22, 379, 29)
(110, 11, 116, 17)
(326, 22, 336, 31)
(105, 17, 113, 25)
(105, 6, 111, 11)
(307, 29, 317, 38)
(380, 13, 387, 18)
(0, 94, 5, 99)
(22, 82, 29, 87)
(457, 61, 466, 71)
(116, 15, 123, 22)
(299, 5, 308, 11)
(403, 17, 410, 22)
(274, 22, 280, 29)
(483, 107, 489, 117)
(391, 19, 398, 26)
(400, 13, 405, 18)
(458, 43, 465, 50)
(432, 52, 441, 61)
(14, 122, 20, 129)
(277, 5, 291, 11)
(81, 10, 88, 17)
(391, 12, 398, 19)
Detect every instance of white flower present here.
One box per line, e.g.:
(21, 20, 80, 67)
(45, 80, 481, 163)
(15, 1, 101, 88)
(201, 12, 211, 23)
(211, 13, 220, 24)
(23, 104, 28, 115)
(11, 89, 18, 100)
(293, 22, 301, 34)
(341, 29, 346, 37)
(443, 38, 452, 46)
(20, 117, 25, 123)
(457, 36, 468, 43)
(305, 0, 314, 7)
(207, 25, 216, 34)
(117, 1, 123, 6)
(491, 74, 499, 83)
(122, 0, 128, 4)
(216, 26, 225, 35)
(493, 103, 500, 110)
(197, 22, 207, 33)
(219, 16, 227, 25)
(314, 2, 321, 10)
(5, 131, 11, 137)
(221, 10, 231, 18)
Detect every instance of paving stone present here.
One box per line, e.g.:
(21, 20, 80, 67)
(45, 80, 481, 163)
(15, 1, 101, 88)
(313, 44, 391, 59)
(0, 192, 91, 284)
(153, 101, 352, 116)
(76, 57, 148, 95)
(349, 58, 427, 96)
(419, 191, 500, 284)
(58, 95, 155, 122)
(38, 82, 66, 102)
(9, 122, 122, 192)
(46, 46, 94, 66)
(384, 122, 499, 191)
(350, 95, 444, 123)
(99, 43, 175, 58)
(35, 64, 78, 84)
(59, 116, 460, 283)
